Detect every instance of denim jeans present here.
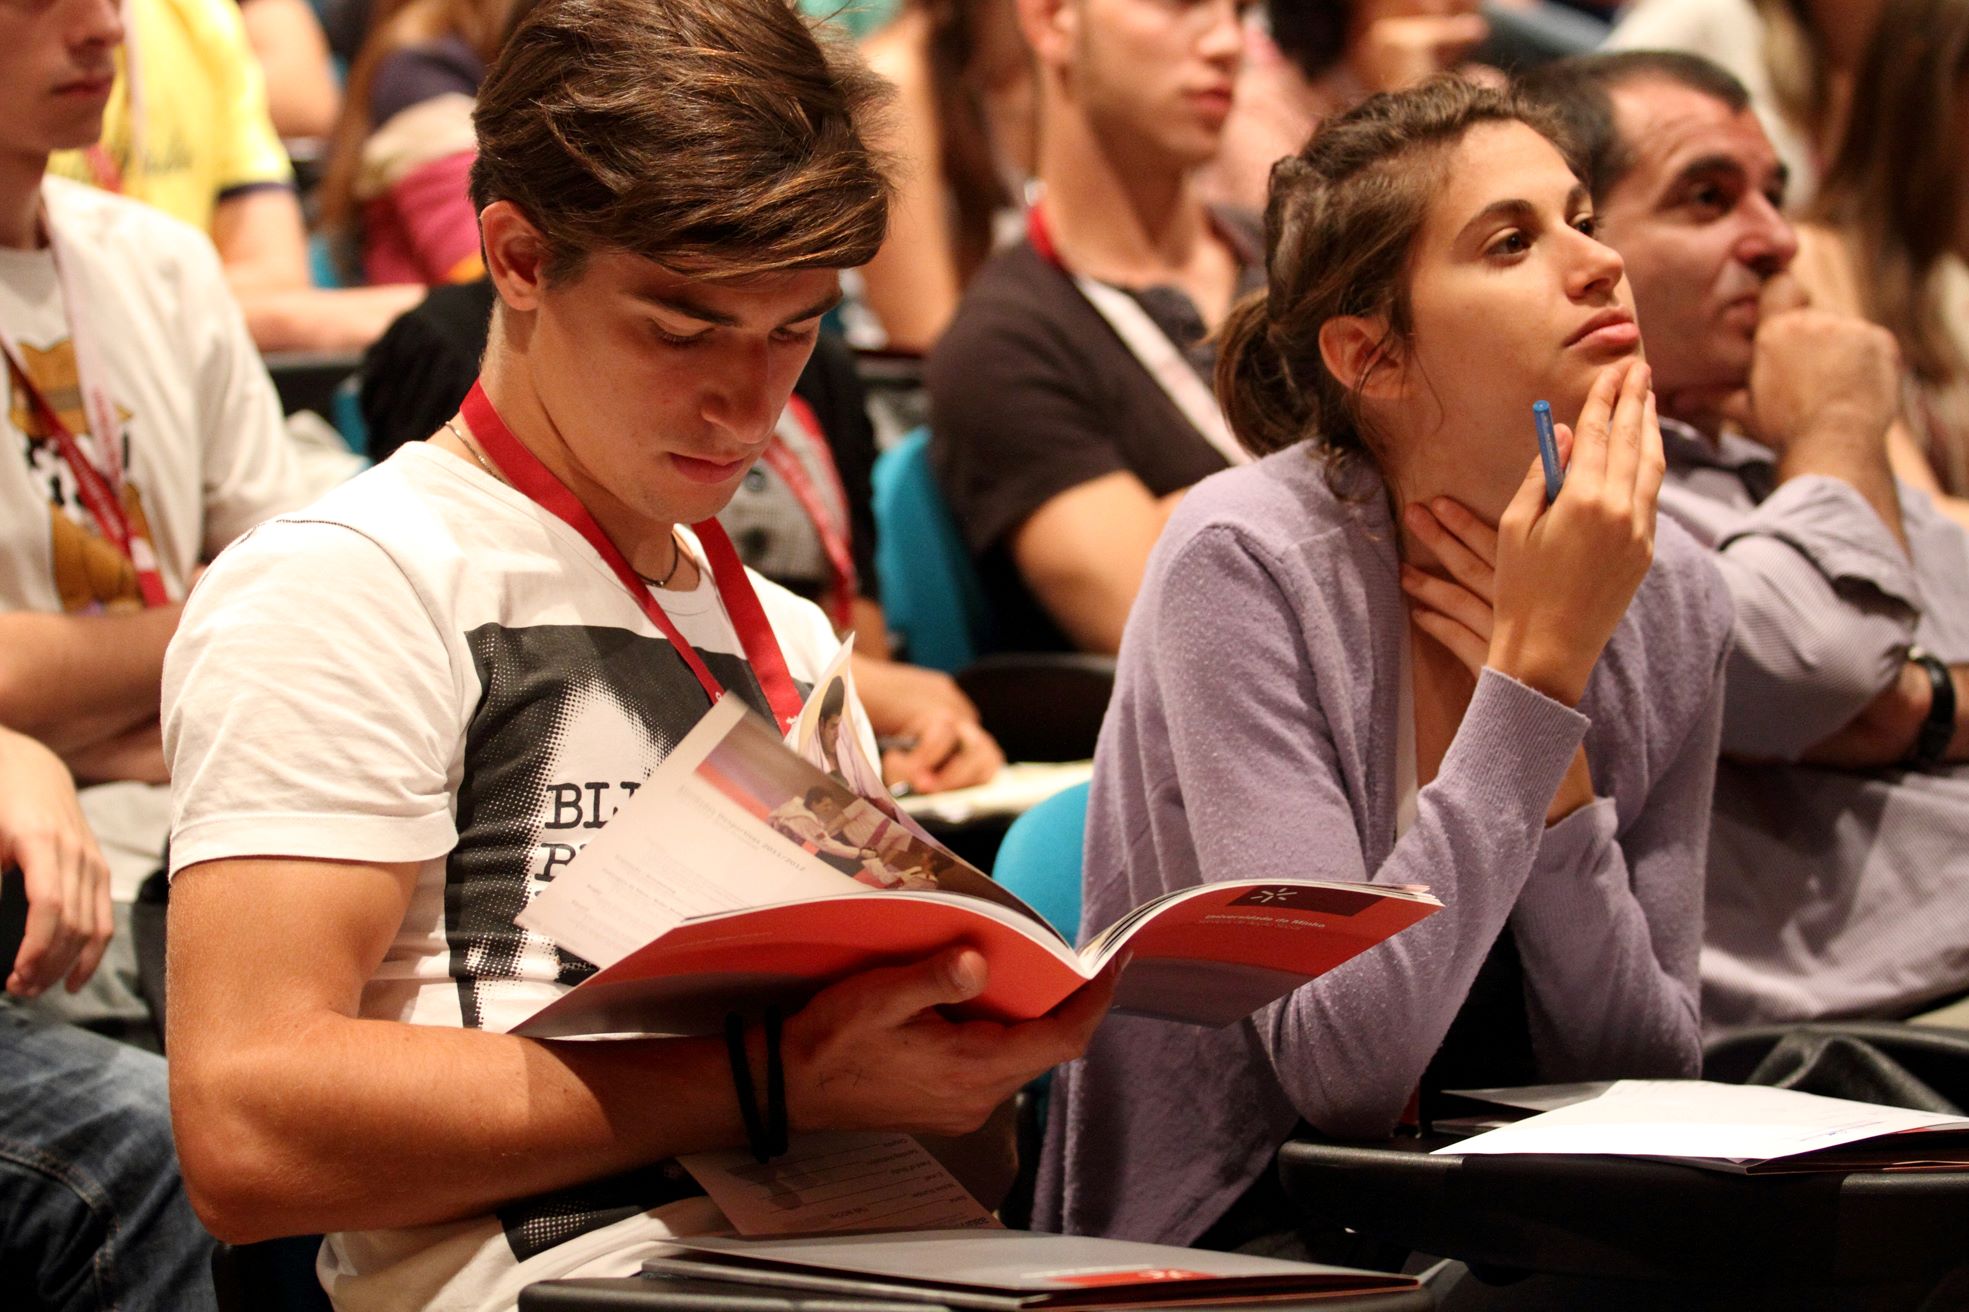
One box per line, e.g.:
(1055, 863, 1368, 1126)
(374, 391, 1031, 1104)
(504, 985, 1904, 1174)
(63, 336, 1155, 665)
(0, 1004, 215, 1310)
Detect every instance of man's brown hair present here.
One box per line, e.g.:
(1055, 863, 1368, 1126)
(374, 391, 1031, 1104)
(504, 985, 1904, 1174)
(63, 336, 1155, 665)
(469, 0, 892, 284)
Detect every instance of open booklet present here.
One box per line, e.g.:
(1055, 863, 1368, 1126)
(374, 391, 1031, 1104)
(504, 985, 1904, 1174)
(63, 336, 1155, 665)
(511, 648, 1440, 1039)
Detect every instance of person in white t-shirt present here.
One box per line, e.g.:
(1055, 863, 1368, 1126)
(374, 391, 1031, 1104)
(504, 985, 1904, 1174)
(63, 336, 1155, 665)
(0, 0, 314, 1045)
(161, 3, 1115, 1310)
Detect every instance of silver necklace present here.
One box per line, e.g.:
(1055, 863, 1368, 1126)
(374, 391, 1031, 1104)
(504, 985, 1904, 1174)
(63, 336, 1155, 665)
(442, 418, 499, 481)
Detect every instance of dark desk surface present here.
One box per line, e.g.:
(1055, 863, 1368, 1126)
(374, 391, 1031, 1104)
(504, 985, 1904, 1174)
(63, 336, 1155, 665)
(1278, 1135, 1969, 1290)
(519, 1274, 1434, 1311)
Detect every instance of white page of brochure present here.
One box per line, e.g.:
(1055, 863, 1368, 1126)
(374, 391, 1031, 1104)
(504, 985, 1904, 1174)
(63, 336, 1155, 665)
(1440, 1079, 1969, 1162)
(516, 695, 855, 969)
(678, 1132, 998, 1237)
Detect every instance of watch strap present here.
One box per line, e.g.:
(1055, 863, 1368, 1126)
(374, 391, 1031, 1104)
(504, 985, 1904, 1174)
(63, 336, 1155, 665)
(1905, 649, 1956, 771)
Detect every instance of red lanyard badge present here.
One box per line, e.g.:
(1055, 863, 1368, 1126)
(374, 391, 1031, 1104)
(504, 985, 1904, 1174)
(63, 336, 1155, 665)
(0, 196, 168, 608)
(459, 382, 806, 735)
(760, 394, 858, 633)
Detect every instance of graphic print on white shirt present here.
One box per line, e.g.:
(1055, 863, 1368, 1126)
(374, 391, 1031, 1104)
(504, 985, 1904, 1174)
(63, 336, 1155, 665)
(6, 337, 156, 612)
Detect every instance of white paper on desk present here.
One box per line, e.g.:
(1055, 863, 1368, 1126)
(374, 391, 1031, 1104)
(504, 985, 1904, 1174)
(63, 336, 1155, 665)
(1438, 1079, 1969, 1163)
(678, 1131, 1000, 1237)
(516, 697, 856, 969)
(1443, 1081, 1614, 1114)
(896, 760, 1095, 826)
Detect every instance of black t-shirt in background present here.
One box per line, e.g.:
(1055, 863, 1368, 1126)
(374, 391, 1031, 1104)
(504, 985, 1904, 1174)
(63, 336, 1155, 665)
(925, 225, 1262, 653)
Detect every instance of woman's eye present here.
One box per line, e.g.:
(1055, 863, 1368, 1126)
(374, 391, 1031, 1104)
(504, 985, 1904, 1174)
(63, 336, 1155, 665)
(1487, 230, 1529, 257)
(773, 323, 821, 346)
(1573, 214, 1599, 238)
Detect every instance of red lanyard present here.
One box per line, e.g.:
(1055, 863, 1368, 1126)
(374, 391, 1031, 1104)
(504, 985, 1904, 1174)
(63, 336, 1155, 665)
(0, 197, 167, 607)
(1027, 200, 1066, 270)
(1025, 201, 1250, 469)
(82, 146, 123, 195)
(759, 395, 858, 632)
(459, 381, 805, 735)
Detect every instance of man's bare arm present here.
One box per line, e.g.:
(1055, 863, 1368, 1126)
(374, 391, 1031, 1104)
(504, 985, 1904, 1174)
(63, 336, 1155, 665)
(1010, 473, 1183, 655)
(61, 720, 167, 786)
(238, 0, 341, 139)
(169, 855, 1112, 1244)
(0, 608, 181, 754)
(1800, 660, 1969, 769)
(211, 189, 425, 352)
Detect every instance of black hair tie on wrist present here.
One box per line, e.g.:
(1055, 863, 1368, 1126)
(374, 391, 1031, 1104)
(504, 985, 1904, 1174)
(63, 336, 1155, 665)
(726, 1008, 789, 1164)
(765, 1004, 788, 1160)
(725, 1012, 770, 1163)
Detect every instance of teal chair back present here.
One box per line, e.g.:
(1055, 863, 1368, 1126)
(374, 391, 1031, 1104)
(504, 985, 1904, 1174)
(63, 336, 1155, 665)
(992, 781, 1090, 942)
(870, 427, 990, 672)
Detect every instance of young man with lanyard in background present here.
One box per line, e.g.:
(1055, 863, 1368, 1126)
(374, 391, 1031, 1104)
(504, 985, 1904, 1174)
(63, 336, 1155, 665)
(46, 0, 425, 352)
(161, 3, 1113, 1309)
(927, 0, 1260, 654)
(0, 0, 313, 1301)
(0, 0, 309, 1037)
(1527, 52, 1969, 1027)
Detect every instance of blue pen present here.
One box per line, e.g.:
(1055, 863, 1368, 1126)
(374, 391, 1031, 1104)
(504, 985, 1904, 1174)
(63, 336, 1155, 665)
(1533, 400, 1563, 504)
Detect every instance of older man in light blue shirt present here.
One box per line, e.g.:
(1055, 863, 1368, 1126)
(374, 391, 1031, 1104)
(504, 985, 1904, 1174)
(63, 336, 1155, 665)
(1532, 50, 1969, 1027)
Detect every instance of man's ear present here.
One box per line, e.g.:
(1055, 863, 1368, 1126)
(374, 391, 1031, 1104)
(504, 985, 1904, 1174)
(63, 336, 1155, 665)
(1318, 315, 1405, 402)
(480, 201, 550, 313)
(1016, 0, 1075, 71)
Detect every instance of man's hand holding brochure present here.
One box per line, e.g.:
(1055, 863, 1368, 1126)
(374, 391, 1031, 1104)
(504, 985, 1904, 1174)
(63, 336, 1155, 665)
(510, 648, 1441, 1041)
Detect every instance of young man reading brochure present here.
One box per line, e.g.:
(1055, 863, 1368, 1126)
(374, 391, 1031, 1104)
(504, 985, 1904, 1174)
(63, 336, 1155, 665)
(160, 3, 1113, 1308)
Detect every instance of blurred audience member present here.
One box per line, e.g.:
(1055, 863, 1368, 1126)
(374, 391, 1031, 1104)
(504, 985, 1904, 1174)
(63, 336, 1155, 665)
(319, 0, 374, 63)
(1, 0, 313, 1034)
(1793, 0, 1969, 514)
(1208, 1, 1490, 213)
(858, 0, 1035, 352)
(1532, 51, 1969, 1027)
(0, 724, 214, 1309)
(361, 282, 1005, 793)
(240, 0, 343, 139)
(320, 0, 533, 287)
(1605, 0, 1889, 206)
(929, 0, 1256, 655)
(49, 0, 424, 350)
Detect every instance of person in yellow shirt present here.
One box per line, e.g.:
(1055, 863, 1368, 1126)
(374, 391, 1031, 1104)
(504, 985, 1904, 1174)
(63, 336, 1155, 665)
(50, 0, 422, 351)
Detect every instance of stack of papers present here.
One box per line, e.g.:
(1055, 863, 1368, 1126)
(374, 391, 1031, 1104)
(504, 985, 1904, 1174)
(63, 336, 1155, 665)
(1436, 1080, 1969, 1173)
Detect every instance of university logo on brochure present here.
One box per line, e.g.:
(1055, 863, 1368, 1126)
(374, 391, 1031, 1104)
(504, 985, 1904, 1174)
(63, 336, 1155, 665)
(8, 338, 151, 614)
(1228, 884, 1378, 915)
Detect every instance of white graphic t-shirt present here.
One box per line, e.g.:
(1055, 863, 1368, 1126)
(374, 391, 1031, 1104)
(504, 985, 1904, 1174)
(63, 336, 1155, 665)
(0, 177, 307, 896)
(164, 442, 867, 1311)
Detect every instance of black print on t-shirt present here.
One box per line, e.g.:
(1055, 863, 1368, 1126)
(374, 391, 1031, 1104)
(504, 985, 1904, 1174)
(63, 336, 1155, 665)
(449, 622, 808, 1262)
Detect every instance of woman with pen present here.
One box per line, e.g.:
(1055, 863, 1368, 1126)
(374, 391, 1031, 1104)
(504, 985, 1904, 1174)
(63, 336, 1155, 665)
(1037, 78, 1732, 1256)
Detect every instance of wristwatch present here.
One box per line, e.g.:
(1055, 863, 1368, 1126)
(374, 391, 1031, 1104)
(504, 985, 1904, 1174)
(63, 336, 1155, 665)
(1904, 648, 1956, 771)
